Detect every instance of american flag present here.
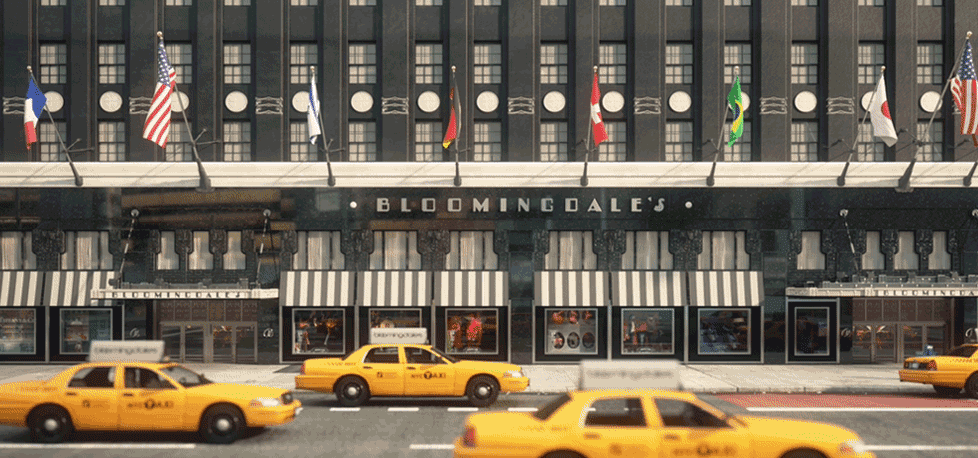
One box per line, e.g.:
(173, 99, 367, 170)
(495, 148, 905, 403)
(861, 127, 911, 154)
(142, 39, 176, 148)
(951, 41, 978, 145)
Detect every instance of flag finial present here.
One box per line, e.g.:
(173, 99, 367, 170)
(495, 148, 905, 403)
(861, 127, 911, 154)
(593, 66, 598, 72)
(157, 31, 163, 38)
(26, 66, 31, 72)
(734, 66, 739, 75)
(880, 66, 886, 73)
(310, 66, 316, 75)
(968, 31, 973, 38)
(451, 65, 456, 72)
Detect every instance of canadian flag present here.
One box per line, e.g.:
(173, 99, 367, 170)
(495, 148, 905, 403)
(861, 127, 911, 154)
(868, 74, 898, 147)
(591, 71, 608, 146)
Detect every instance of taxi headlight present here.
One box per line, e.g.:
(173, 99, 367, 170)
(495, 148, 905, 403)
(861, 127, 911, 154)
(504, 370, 524, 378)
(250, 397, 283, 408)
(839, 439, 867, 455)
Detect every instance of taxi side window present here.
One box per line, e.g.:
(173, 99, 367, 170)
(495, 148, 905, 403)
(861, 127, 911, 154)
(655, 399, 728, 428)
(406, 348, 442, 364)
(364, 346, 400, 364)
(68, 366, 116, 389)
(125, 367, 175, 389)
(584, 397, 647, 428)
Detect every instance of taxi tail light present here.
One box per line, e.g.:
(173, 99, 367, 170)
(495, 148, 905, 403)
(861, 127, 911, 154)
(927, 361, 937, 370)
(300, 361, 306, 375)
(462, 426, 476, 447)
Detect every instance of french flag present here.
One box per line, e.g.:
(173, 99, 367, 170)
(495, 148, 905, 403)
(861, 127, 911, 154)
(24, 79, 47, 150)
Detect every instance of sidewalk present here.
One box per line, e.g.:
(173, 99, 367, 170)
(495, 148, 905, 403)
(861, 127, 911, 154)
(0, 362, 935, 395)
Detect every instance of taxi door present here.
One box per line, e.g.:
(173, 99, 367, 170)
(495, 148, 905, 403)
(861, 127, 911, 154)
(573, 396, 658, 458)
(118, 366, 186, 430)
(358, 346, 405, 395)
(61, 365, 120, 430)
(403, 346, 455, 396)
(652, 398, 749, 458)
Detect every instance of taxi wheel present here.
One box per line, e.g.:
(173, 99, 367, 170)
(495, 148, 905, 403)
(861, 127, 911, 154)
(28, 406, 73, 443)
(934, 385, 961, 397)
(466, 376, 500, 407)
(782, 450, 827, 458)
(966, 374, 978, 399)
(542, 452, 585, 458)
(335, 376, 370, 407)
(199, 405, 244, 444)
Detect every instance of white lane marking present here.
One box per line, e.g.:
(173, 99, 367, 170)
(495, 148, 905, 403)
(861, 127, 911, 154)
(410, 444, 455, 450)
(508, 407, 538, 412)
(388, 407, 421, 412)
(747, 407, 978, 412)
(0, 444, 196, 449)
(867, 446, 978, 451)
(447, 407, 479, 412)
(330, 407, 361, 412)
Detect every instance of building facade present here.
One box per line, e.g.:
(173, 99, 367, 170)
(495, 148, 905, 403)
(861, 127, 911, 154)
(1, 0, 977, 365)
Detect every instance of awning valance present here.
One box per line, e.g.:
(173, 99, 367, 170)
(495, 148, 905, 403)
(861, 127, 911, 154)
(0, 271, 44, 307)
(280, 271, 354, 307)
(44, 271, 116, 307)
(357, 271, 431, 307)
(433, 271, 508, 307)
(534, 271, 609, 307)
(612, 271, 686, 307)
(688, 271, 764, 307)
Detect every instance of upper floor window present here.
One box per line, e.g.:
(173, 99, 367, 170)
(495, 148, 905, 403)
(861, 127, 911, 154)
(797, 231, 825, 270)
(598, 122, 626, 161)
(290, 122, 315, 162)
(291, 0, 317, 5)
(698, 231, 750, 270)
(856, 124, 885, 162)
(40, 44, 68, 85)
(98, 44, 126, 84)
(99, 0, 125, 5)
(723, 121, 751, 162)
(350, 0, 376, 5)
(98, 122, 126, 162)
(165, 43, 193, 85)
(2, 232, 37, 270)
(445, 231, 498, 270)
(916, 121, 943, 161)
(224, 121, 252, 162)
(862, 231, 883, 270)
(189, 232, 213, 270)
(666, 43, 693, 84)
(349, 44, 377, 84)
(724, 43, 751, 85)
(858, 43, 885, 85)
(894, 231, 919, 270)
(157, 232, 178, 270)
(39, 122, 67, 162)
(415, 122, 442, 162)
(292, 231, 345, 270)
(349, 121, 378, 162)
(60, 232, 112, 271)
(165, 123, 193, 162)
(415, 44, 444, 84)
(725, 0, 751, 4)
(790, 121, 819, 162)
(41, 0, 67, 5)
(665, 121, 692, 162)
(917, 0, 941, 5)
(223, 43, 252, 84)
(621, 231, 673, 270)
(290, 43, 317, 85)
(791, 0, 817, 5)
(858, 0, 884, 5)
(602, 0, 628, 5)
(166, 0, 193, 5)
(474, 44, 502, 84)
(544, 232, 597, 270)
(225, 0, 249, 5)
(370, 232, 421, 270)
(416, 0, 442, 5)
(930, 231, 951, 270)
(541, 0, 567, 5)
(541, 44, 568, 84)
(791, 43, 818, 84)
(599, 43, 627, 84)
(474, 122, 502, 162)
(540, 122, 568, 161)
(474, 0, 501, 4)
(917, 43, 943, 84)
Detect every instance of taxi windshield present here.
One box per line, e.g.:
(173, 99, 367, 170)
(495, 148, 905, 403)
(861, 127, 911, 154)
(161, 365, 212, 388)
(946, 346, 978, 357)
(429, 347, 459, 363)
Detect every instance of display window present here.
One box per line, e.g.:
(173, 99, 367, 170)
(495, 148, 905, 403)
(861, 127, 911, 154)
(445, 310, 498, 354)
(369, 309, 421, 329)
(621, 309, 674, 355)
(124, 303, 149, 340)
(545, 308, 598, 355)
(697, 308, 750, 355)
(61, 309, 112, 354)
(794, 306, 829, 356)
(293, 309, 347, 354)
(0, 309, 36, 354)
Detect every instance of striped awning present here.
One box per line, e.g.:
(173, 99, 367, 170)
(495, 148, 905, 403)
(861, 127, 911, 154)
(534, 271, 609, 307)
(357, 271, 431, 307)
(433, 271, 508, 307)
(0, 271, 44, 306)
(44, 271, 116, 307)
(688, 271, 764, 307)
(279, 271, 355, 307)
(612, 271, 686, 307)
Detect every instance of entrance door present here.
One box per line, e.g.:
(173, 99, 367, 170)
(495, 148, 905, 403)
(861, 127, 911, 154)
(900, 323, 947, 358)
(161, 325, 205, 363)
(161, 322, 256, 363)
(851, 323, 896, 363)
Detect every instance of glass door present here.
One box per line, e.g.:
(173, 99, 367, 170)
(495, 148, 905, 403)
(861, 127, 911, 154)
(900, 322, 946, 359)
(235, 325, 256, 364)
(851, 323, 896, 363)
(211, 325, 234, 363)
(161, 325, 182, 362)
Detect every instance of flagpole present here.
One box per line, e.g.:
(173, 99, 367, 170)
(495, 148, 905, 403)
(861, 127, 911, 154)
(582, 66, 596, 187)
(899, 31, 973, 192)
(706, 67, 736, 187)
(311, 66, 336, 187)
(159, 32, 212, 193)
(28, 67, 84, 187)
(839, 66, 886, 186)
(452, 65, 462, 187)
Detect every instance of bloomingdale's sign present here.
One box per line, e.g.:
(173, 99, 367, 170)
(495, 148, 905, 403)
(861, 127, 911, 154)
(374, 196, 667, 214)
(90, 288, 279, 300)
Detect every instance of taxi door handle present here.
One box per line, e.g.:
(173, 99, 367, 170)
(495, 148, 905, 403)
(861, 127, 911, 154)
(363, 366, 373, 370)
(583, 433, 601, 440)
(65, 391, 77, 396)
(407, 366, 417, 370)
(664, 434, 680, 441)
(123, 393, 134, 397)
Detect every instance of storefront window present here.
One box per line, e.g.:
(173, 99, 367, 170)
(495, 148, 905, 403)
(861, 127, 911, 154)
(795, 306, 829, 356)
(0, 309, 36, 354)
(369, 309, 421, 328)
(446, 310, 498, 354)
(124, 304, 148, 340)
(62, 309, 112, 354)
(545, 308, 598, 355)
(698, 308, 750, 355)
(293, 309, 346, 354)
(621, 309, 674, 355)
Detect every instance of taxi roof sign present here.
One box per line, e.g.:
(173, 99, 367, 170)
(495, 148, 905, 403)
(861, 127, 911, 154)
(579, 359, 683, 391)
(88, 340, 167, 363)
(369, 327, 428, 345)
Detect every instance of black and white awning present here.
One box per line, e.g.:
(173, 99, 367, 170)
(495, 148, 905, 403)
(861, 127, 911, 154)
(280, 271, 355, 307)
(433, 271, 508, 307)
(612, 271, 686, 307)
(44, 271, 116, 307)
(0, 271, 44, 307)
(357, 271, 431, 307)
(688, 271, 764, 307)
(534, 271, 609, 307)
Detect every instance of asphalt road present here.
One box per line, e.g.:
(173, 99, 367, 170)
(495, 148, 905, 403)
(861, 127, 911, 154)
(1, 392, 977, 458)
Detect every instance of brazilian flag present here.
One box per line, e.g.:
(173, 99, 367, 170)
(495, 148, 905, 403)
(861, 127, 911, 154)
(727, 76, 743, 147)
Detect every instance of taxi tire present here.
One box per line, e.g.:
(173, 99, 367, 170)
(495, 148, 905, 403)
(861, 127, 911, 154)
(934, 385, 961, 397)
(781, 450, 827, 458)
(334, 376, 370, 407)
(966, 374, 978, 399)
(28, 406, 73, 444)
(199, 404, 244, 444)
(542, 452, 585, 458)
(466, 376, 500, 408)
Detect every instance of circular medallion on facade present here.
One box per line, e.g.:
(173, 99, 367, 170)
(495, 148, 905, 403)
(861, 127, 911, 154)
(920, 91, 943, 113)
(742, 93, 751, 111)
(543, 91, 566, 113)
(860, 91, 874, 111)
(476, 91, 499, 113)
(794, 91, 817, 113)
(225, 91, 248, 113)
(170, 91, 190, 113)
(99, 91, 123, 113)
(418, 91, 440, 113)
(45, 91, 64, 113)
(292, 91, 310, 113)
(668, 91, 692, 113)
(351, 91, 374, 113)
(602, 90, 625, 113)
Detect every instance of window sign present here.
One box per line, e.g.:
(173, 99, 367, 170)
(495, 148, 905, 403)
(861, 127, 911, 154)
(698, 308, 750, 355)
(369, 309, 422, 329)
(0, 309, 36, 354)
(621, 309, 674, 355)
(546, 308, 598, 355)
(62, 309, 112, 354)
(446, 309, 498, 355)
(794, 306, 829, 356)
(293, 309, 346, 354)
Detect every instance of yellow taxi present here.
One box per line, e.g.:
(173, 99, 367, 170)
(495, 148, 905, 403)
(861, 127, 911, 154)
(0, 341, 301, 444)
(295, 343, 528, 407)
(899, 343, 978, 397)
(453, 360, 874, 458)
